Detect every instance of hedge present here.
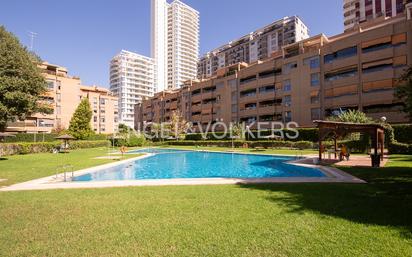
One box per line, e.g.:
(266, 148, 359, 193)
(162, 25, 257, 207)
(4, 133, 111, 143)
(393, 124, 412, 144)
(167, 140, 315, 149)
(388, 141, 412, 155)
(0, 140, 109, 156)
(184, 128, 319, 142)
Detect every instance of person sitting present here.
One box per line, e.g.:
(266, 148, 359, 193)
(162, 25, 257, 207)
(340, 145, 350, 161)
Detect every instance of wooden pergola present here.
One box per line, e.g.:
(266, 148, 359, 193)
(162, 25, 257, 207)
(314, 120, 385, 164)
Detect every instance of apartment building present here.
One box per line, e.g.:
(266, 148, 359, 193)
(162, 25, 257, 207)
(109, 50, 155, 128)
(151, 0, 199, 91)
(343, 0, 405, 31)
(6, 62, 119, 134)
(135, 15, 411, 130)
(197, 16, 309, 80)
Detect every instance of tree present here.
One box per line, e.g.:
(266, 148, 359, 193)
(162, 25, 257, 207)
(68, 98, 94, 139)
(395, 66, 412, 119)
(328, 109, 373, 124)
(170, 110, 190, 140)
(0, 26, 52, 131)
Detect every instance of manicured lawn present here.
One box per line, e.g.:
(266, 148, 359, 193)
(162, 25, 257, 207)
(0, 148, 411, 256)
(0, 147, 142, 186)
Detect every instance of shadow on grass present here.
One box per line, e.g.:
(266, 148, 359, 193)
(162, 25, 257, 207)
(0, 157, 8, 161)
(239, 165, 412, 238)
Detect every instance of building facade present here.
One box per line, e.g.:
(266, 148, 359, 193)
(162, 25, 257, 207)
(344, 0, 405, 31)
(151, 0, 199, 91)
(109, 50, 155, 128)
(135, 15, 411, 130)
(6, 62, 119, 134)
(197, 16, 309, 80)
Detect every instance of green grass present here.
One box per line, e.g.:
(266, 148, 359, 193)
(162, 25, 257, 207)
(0, 148, 412, 256)
(0, 147, 142, 186)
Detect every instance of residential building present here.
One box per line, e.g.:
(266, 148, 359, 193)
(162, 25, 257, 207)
(6, 62, 119, 134)
(109, 50, 155, 128)
(151, 0, 199, 91)
(135, 15, 412, 130)
(197, 16, 309, 79)
(343, 0, 405, 31)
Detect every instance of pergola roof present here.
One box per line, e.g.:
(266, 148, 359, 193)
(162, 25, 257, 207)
(313, 120, 385, 131)
(55, 134, 76, 140)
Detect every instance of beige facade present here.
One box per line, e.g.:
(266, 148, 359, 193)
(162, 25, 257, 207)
(136, 15, 411, 130)
(6, 62, 119, 134)
(197, 16, 309, 80)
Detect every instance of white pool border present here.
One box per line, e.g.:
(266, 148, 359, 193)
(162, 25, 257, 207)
(0, 148, 365, 192)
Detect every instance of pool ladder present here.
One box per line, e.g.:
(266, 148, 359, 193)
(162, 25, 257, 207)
(55, 165, 74, 182)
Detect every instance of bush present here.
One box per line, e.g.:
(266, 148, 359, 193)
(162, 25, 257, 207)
(0, 140, 109, 156)
(388, 141, 412, 155)
(393, 124, 412, 144)
(4, 133, 59, 143)
(4, 133, 110, 143)
(111, 134, 146, 147)
(166, 140, 315, 149)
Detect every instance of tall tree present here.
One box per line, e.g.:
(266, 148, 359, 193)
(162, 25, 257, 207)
(0, 26, 51, 131)
(395, 66, 412, 119)
(68, 98, 94, 139)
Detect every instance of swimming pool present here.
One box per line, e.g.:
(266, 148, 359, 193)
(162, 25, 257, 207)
(72, 149, 325, 182)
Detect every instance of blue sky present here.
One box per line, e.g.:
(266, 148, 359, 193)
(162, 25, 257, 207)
(1, 0, 343, 87)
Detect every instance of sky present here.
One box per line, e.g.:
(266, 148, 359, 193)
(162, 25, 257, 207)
(1, 0, 343, 87)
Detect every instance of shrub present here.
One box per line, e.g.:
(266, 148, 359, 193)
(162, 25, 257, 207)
(388, 141, 412, 155)
(393, 124, 412, 144)
(0, 140, 109, 156)
(166, 140, 315, 149)
(4, 133, 59, 143)
(111, 134, 146, 147)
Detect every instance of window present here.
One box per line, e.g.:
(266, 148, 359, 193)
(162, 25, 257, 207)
(94, 116, 97, 122)
(228, 79, 237, 90)
(215, 82, 224, 89)
(100, 98, 106, 105)
(55, 106, 61, 115)
(304, 56, 320, 69)
(284, 111, 292, 122)
(283, 62, 297, 74)
(259, 68, 282, 79)
(311, 108, 321, 120)
(56, 93, 61, 102)
(240, 75, 257, 85)
(259, 85, 276, 94)
(311, 95, 320, 104)
(325, 67, 357, 81)
(284, 95, 292, 107)
(311, 73, 320, 86)
(283, 80, 291, 92)
(240, 89, 256, 98)
(324, 46, 357, 64)
(231, 104, 238, 113)
(46, 81, 54, 90)
(244, 103, 257, 110)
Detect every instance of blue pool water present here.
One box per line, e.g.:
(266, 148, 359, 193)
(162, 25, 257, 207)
(73, 149, 325, 181)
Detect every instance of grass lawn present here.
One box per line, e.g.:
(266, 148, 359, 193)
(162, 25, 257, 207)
(0, 147, 142, 187)
(0, 148, 412, 256)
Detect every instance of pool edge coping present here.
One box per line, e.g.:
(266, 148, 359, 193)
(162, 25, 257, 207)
(0, 149, 366, 192)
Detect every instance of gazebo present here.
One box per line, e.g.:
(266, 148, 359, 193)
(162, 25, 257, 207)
(55, 134, 76, 151)
(314, 120, 385, 167)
